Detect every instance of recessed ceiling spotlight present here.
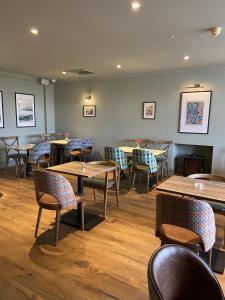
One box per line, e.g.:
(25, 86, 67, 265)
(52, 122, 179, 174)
(170, 35, 175, 39)
(131, 1, 141, 10)
(184, 55, 190, 61)
(116, 64, 122, 69)
(30, 28, 39, 35)
(62, 71, 67, 75)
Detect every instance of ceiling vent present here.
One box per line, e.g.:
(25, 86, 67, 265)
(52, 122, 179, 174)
(65, 68, 95, 75)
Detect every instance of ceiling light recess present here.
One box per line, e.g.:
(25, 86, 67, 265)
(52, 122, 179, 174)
(30, 28, 38, 35)
(131, 1, 141, 10)
(184, 55, 190, 61)
(116, 64, 122, 69)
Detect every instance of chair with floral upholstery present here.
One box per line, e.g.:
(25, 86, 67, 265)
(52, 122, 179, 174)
(156, 192, 216, 266)
(131, 148, 159, 192)
(82, 137, 94, 162)
(63, 138, 82, 162)
(104, 146, 130, 189)
(22, 142, 51, 177)
(33, 169, 84, 246)
(188, 173, 225, 248)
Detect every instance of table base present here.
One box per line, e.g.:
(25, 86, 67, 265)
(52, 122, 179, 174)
(200, 248, 225, 274)
(61, 209, 105, 231)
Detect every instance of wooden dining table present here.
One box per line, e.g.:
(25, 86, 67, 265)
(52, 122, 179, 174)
(156, 175, 225, 274)
(47, 161, 116, 230)
(119, 146, 166, 157)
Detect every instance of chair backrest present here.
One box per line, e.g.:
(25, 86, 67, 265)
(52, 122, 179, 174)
(0, 136, 19, 156)
(148, 244, 224, 300)
(104, 146, 128, 171)
(124, 138, 148, 148)
(151, 140, 172, 158)
(33, 170, 77, 209)
(64, 138, 82, 154)
(51, 132, 64, 140)
(28, 142, 51, 164)
(188, 173, 225, 182)
(40, 133, 52, 142)
(132, 148, 158, 173)
(156, 192, 216, 252)
(82, 137, 94, 149)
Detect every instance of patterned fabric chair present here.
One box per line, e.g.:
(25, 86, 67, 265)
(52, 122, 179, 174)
(104, 146, 130, 189)
(131, 148, 159, 192)
(148, 245, 224, 300)
(33, 170, 84, 246)
(83, 161, 119, 218)
(0, 136, 27, 176)
(82, 137, 94, 162)
(188, 173, 225, 248)
(20, 142, 51, 177)
(64, 138, 82, 162)
(156, 192, 216, 266)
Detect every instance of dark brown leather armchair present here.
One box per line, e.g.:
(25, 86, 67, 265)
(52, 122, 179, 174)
(148, 245, 224, 300)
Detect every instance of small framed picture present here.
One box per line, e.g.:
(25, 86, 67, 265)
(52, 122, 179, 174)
(83, 105, 96, 117)
(15, 93, 36, 128)
(143, 102, 156, 119)
(0, 91, 4, 128)
(178, 91, 212, 134)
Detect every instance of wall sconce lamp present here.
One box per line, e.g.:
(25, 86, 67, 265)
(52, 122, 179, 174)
(85, 92, 92, 102)
(185, 83, 204, 89)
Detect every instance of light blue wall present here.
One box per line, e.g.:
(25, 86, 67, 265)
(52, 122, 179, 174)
(0, 72, 55, 167)
(54, 65, 225, 175)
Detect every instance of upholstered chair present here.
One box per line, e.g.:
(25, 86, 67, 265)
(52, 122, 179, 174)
(156, 192, 216, 266)
(104, 146, 130, 189)
(0, 136, 27, 176)
(83, 161, 119, 218)
(33, 170, 84, 246)
(64, 138, 82, 162)
(148, 244, 224, 300)
(132, 148, 159, 192)
(188, 173, 225, 248)
(82, 137, 94, 162)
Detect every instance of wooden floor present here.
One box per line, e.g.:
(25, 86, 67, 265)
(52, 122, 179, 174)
(0, 169, 225, 300)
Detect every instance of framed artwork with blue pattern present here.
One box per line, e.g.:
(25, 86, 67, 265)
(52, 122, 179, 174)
(178, 91, 212, 134)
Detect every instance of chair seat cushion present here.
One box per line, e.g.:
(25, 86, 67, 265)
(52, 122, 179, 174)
(158, 224, 203, 252)
(207, 201, 225, 215)
(38, 157, 50, 164)
(156, 157, 167, 163)
(133, 164, 150, 173)
(70, 150, 81, 156)
(84, 177, 114, 188)
(38, 194, 60, 210)
(7, 153, 27, 159)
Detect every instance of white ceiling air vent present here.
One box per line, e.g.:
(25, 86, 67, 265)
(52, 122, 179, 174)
(65, 68, 95, 75)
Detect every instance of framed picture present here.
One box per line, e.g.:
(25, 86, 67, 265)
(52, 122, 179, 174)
(0, 91, 4, 128)
(143, 102, 156, 119)
(15, 93, 36, 128)
(83, 105, 96, 117)
(178, 91, 212, 134)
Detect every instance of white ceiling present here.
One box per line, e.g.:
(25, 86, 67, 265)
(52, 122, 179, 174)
(1, 0, 225, 80)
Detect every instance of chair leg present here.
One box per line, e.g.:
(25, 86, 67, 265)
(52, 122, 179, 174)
(224, 224, 225, 249)
(161, 164, 164, 180)
(147, 173, 150, 193)
(117, 170, 120, 191)
(35, 207, 42, 238)
(15, 159, 19, 177)
(55, 209, 60, 247)
(78, 202, 84, 231)
(132, 172, 136, 190)
(166, 162, 169, 177)
(208, 248, 213, 267)
(5, 158, 9, 174)
(114, 170, 119, 207)
(139, 173, 142, 184)
(103, 187, 108, 218)
(93, 189, 96, 202)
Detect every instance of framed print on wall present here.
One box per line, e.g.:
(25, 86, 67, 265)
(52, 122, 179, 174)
(15, 93, 36, 128)
(143, 102, 156, 119)
(178, 91, 212, 134)
(83, 105, 96, 117)
(0, 91, 4, 128)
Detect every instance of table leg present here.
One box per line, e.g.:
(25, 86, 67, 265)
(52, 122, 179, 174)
(60, 175, 104, 230)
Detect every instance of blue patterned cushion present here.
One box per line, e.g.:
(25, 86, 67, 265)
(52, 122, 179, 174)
(104, 147, 128, 171)
(82, 137, 93, 149)
(64, 138, 82, 155)
(132, 148, 157, 173)
(28, 142, 51, 164)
